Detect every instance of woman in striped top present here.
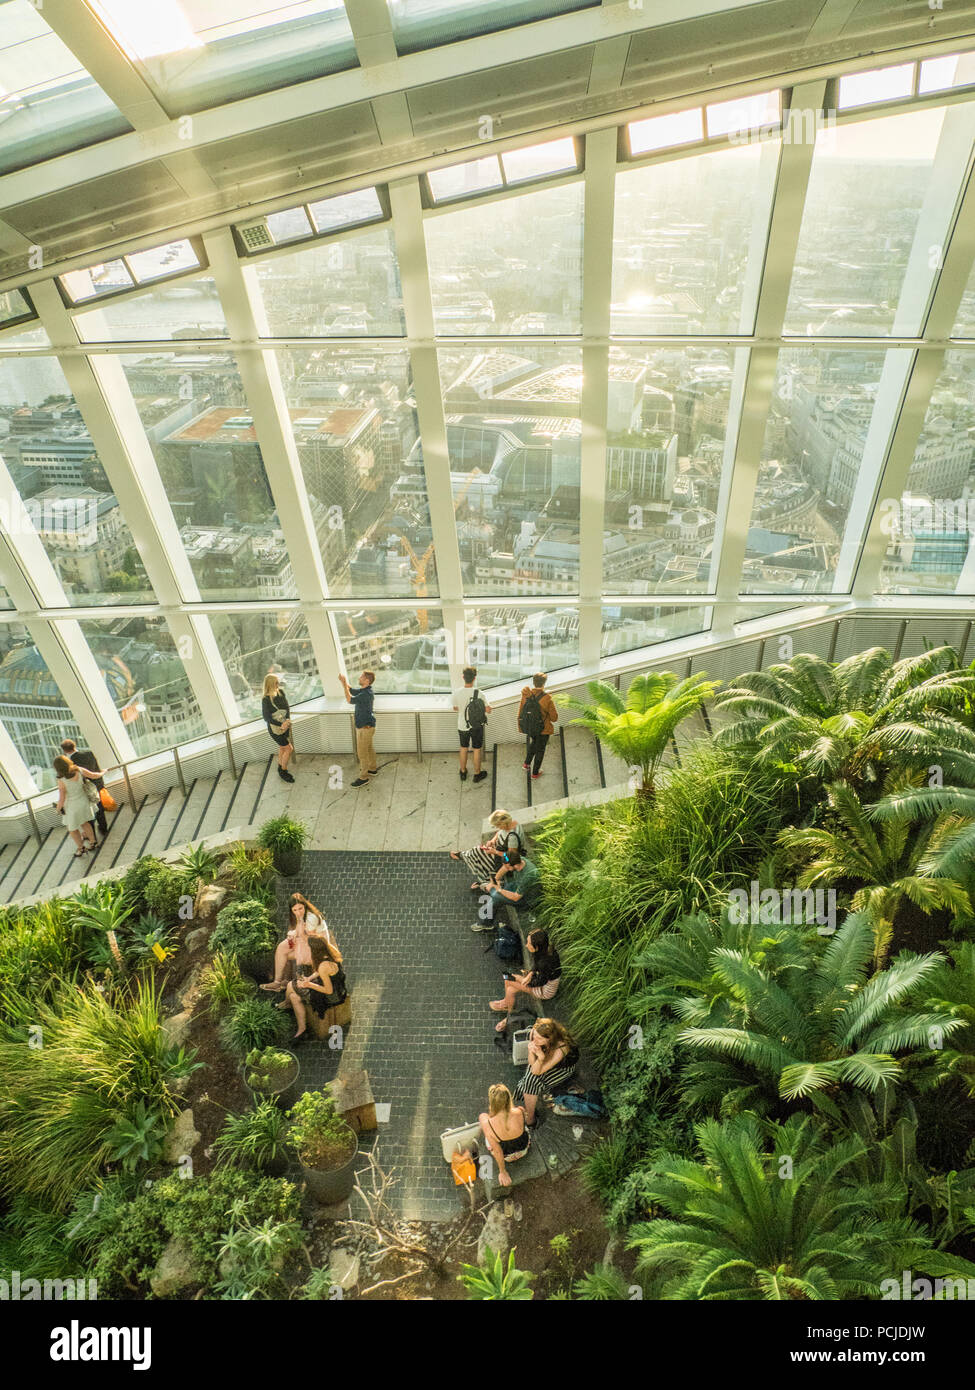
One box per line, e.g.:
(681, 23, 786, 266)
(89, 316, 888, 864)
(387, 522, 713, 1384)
(449, 809, 522, 890)
(512, 1018, 579, 1126)
(489, 929, 561, 1032)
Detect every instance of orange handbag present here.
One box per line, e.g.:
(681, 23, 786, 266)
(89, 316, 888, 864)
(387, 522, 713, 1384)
(450, 1148, 477, 1187)
(99, 788, 118, 812)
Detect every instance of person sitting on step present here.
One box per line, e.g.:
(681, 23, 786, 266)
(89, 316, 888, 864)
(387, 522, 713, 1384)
(449, 808, 523, 890)
(261, 894, 339, 991)
(489, 928, 561, 1032)
(511, 1018, 579, 1127)
(478, 1083, 531, 1188)
(285, 936, 347, 1042)
(477, 847, 540, 913)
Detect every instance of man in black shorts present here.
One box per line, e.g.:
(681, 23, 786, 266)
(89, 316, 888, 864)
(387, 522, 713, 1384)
(452, 666, 491, 783)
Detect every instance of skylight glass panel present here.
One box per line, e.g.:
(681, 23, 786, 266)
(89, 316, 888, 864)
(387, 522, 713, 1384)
(0, 288, 34, 328)
(75, 277, 228, 343)
(60, 261, 135, 304)
(308, 188, 384, 234)
(89, 0, 358, 117)
(705, 90, 780, 139)
(266, 207, 315, 246)
(255, 226, 405, 336)
(838, 64, 914, 109)
(919, 51, 975, 94)
(500, 138, 578, 184)
(628, 109, 704, 156)
(388, 0, 599, 57)
(602, 607, 712, 657)
(125, 240, 199, 284)
(427, 157, 504, 203)
(0, 0, 129, 175)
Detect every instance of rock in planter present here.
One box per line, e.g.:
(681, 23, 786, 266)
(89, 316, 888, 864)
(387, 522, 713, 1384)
(163, 1107, 200, 1164)
(193, 883, 228, 926)
(183, 926, 210, 955)
(178, 962, 206, 1011)
(161, 1008, 193, 1048)
(150, 1237, 199, 1299)
(477, 1204, 512, 1266)
(329, 1248, 360, 1292)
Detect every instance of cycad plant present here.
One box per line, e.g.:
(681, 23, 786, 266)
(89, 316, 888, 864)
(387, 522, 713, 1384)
(777, 777, 972, 965)
(458, 1247, 534, 1300)
(565, 671, 719, 799)
(671, 911, 963, 1112)
(627, 1113, 975, 1300)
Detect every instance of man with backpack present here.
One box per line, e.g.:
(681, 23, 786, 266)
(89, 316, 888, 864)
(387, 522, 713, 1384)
(518, 673, 558, 779)
(452, 665, 491, 783)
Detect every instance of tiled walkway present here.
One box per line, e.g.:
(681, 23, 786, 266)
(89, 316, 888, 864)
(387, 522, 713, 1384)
(277, 849, 546, 1219)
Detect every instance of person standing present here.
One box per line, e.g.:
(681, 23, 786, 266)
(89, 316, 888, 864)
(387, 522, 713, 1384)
(61, 738, 108, 838)
(452, 665, 491, 783)
(518, 673, 559, 779)
(262, 673, 295, 783)
(53, 754, 101, 856)
(340, 670, 377, 787)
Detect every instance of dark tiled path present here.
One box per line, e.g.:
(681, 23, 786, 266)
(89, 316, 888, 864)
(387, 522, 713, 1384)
(277, 850, 538, 1219)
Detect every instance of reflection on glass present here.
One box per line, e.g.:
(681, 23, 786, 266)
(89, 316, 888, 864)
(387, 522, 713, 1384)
(126, 240, 199, 283)
(612, 142, 776, 334)
(60, 260, 134, 304)
(211, 612, 323, 721)
(879, 350, 975, 595)
(332, 607, 450, 693)
(276, 347, 433, 598)
(705, 92, 780, 138)
(309, 188, 384, 233)
(601, 605, 711, 657)
(389, 0, 598, 55)
(466, 606, 578, 683)
(740, 348, 887, 595)
(74, 615, 207, 757)
(427, 157, 503, 203)
(920, 52, 975, 94)
(600, 345, 738, 595)
(0, 357, 154, 605)
(783, 107, 963, 337)
(838, 64, 914, 109)
(438, 346, 581, 597)
(500, 138, 578, 184)
(627, 108, 703, 155)
(266, 207, 314, 245)
(75, 277, 228, 342)
(0, 636, 87, 789)
(0, 288, 34, 328)
(425, 183, 582, 334)
(0, 323, 50, 350)
(119, 351, 296, 601)
(256, 228, 405, 336)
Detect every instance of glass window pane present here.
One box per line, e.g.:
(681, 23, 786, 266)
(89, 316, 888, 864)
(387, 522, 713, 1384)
(628, 108, 703, 156)
(276, 346, 433, 598)
(783, 107, 963, 337)
(126, 240, 199, 283)
(212, 613, 323, 722)
(705, 91, 780, 139)
(90, 0, 358, 115)
(75, 276, 228, 342)
(601, 346, 739, 596)
(0, 357, 154, 605)
(838, 64, 914, 109)
(439, 346, 582, 597)
(72, 615, 207, 756)
(333, 607, 451, 693)
(612, 141, 777, 335)
(0, 288, 33, 328)
(308, 188, 384, 233)
(919, 52, 975, 94)
(389, 0, 598, 56)
(119, 351, 297, 601)
(266, 207, 314, 246)
(0, 0, 129, 174)
(0, 635, 86, 788)
(740, 348, 888, 595)
(255, 227, 405, 336)
(500, 138, 578, 184)
(427, 157, 503, 203)
(0, 323, 50, 349)
(426, 182, 582, 334)
(878, 350, 975, 595)
(466, 606, 578, 683)
(601, 605, 711, 657)
(60, 260, 135, 304)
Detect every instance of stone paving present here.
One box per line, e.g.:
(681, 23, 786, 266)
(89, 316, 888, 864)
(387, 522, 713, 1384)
(276, 849, 581, 1220)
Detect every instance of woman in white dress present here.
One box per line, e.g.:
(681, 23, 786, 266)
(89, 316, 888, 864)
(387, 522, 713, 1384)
(53, 753, 101, 856)
(260, 892, 340, 992)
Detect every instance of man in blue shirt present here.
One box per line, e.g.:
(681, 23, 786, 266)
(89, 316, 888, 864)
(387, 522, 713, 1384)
(339, 669, 377, 786)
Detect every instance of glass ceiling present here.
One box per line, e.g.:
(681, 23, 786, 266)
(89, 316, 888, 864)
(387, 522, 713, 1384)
(1, 43, 975, 796)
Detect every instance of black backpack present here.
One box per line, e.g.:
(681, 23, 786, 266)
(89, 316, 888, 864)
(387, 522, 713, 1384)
(465, 688, 488, 730)
(494, 924, 520, 961)
(519, 692, 545, 739)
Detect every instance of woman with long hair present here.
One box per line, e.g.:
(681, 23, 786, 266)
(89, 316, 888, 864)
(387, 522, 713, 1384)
(53, 754, 102, 856)
(489, 928, 561, 1031)
(286, 935, 347, 1042)
(512, 1018, 579, 1126)
(478, 1083, 530, 1188)
(262, 672, 295, 783)
(449, 809, 523, 890)
(261, 892, 339, 992)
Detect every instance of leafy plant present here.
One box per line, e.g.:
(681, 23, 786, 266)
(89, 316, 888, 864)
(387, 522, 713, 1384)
(128, 913, 179, 964)
(573, 1264, 633, 1300)
(226, 843, 275, 894)
(287, 1091, 355, 1170)
(215, 1213, 303, 1300)
(244, 1047, 297, 1091)
(119, 856, 165, 919)
(219, 997, 291, 1056)
(297, 1266, 336, 1299)
(210, 897, 276, 960)
(178, 844, 219, 892)
(199, 952, 250, 1017)
(66, 879, 136, 939)
(143, 863, 188, 923)
(211, 1101, 291, 1174)
(458, 1246, 534, 1300)
(257, 815, 309, 855)
(105, 1100, 169, 1173)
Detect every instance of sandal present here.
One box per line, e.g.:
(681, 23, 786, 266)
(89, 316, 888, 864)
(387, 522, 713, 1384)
(489, 1001, 507, 1011)
(449, 851, 462, 861)
(73, 849, 86, 858)
(495, 1018, 509, 1033)
(259, 981, 285, 991)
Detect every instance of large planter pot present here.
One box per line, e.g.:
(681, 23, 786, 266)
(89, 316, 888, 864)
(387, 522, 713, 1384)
(242, 1051, 300, 1111)
(299, 1123, 358, 1205)
(273, 847, 303, 878)
(239, 948, 275, 982)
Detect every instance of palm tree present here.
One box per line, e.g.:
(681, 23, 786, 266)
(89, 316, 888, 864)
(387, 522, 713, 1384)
(672, 911, 963, 1111)
(627, 1112, 974, 1300)
(777, 777, 972, 965)
(565, 671, 719, 800)
(714, 645, 975, 796)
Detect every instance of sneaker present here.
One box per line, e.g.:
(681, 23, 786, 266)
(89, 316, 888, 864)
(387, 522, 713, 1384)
(522, 761, 531, 771)
(531, 772, 542, 780)
(279, 768, 295, 783)
(367, 768, 379, 775)
(351, 777, 368, 787)
(470, 921, 495, 932)
(459, 770, 468, 781)
(473, 771, 488, 783)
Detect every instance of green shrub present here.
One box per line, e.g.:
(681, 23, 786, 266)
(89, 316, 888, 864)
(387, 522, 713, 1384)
(257, 815, 308, 857)
(143, 863, 188, 923)
(177, 844, 219, 891)
(119, 856, 164, 919)
(219, 997, 291, 1056)
(210, 897, 276, 959)
(0, 900, 85, 1021)
(199, 952, 250, 1017)
(458, 1247, 534, 1300)
(244, 1046, 296, 1090)
(211, 1100, 290, 1174)
(287, 1091, 355, 1169)
(226, 843, 275, 894)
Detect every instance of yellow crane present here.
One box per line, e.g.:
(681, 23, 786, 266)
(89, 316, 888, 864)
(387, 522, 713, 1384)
(389, 468, 482, 633)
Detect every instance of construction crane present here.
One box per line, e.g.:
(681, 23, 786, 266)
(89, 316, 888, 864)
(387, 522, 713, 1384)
(386, 468, 482, 633)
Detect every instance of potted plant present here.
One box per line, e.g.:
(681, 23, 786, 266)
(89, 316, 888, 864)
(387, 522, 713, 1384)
(211, 1099, 292, 1176)
(258, 815, 309, 878)
(242, 1046, 300, 1110)
(210, 897, 277, 979)
(287, 1090, 358, 1204)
